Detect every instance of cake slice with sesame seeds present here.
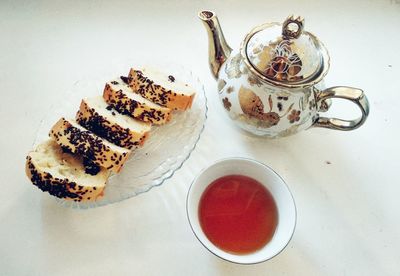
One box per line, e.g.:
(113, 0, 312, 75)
(25, 140, 109, 202)
(76, 96, 151, 150)
(49, 117, 132, 173)
(103, 77, 172, 125)
(128, 67, 196, 110)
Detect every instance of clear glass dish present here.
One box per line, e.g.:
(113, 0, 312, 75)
(33, 63, 207, 209)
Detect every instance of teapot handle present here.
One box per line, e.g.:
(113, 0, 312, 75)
(313, 86, 369, 130)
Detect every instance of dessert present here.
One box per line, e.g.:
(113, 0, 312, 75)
(26, 67, 197, 202)
(76, 96, 151, 149)
(25, 140, 109, 202)
(103, 77, 171, 124)
(128, 67, 196, 110)
(49, 117, 131, 173)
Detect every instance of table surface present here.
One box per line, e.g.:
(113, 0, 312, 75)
(1, 1, 399, 275)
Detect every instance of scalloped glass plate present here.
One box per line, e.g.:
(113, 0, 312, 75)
(33, 62, 207, 209)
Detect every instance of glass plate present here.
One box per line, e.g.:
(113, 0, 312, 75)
(33, 63, 207, 209)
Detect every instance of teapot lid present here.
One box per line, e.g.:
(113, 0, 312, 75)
(242, 16, 330, 88)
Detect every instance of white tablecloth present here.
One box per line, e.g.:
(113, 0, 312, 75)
(1, 1, 399, 275)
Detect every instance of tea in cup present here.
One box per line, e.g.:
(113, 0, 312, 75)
(186, 158, 296, 264)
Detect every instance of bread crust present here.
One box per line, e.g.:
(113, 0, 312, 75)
(49, 118, 131, 173)
(128, 69, 195, 110)
(76, 99, 150, 150)
(103, 83, 171, 125)
(25, 155, 105, 202)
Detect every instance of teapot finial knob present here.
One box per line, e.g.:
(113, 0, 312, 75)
(282, 15, 304, 39)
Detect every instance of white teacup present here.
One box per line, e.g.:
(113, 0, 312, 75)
(186, 158, 296, 264)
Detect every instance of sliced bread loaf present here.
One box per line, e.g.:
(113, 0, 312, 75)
(49, 117, 131, 173)
(128, 67, 196, 110)
(76, 96, 151, 150)
(103, 77, 171, 125)
(25, 140, 109, 202)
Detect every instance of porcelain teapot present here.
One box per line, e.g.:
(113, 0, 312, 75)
(199, 11, 369, 137)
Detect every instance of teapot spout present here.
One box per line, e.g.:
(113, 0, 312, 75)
(198, 10, 232, 79)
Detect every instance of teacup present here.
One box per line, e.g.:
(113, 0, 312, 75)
(186, 158, 296, 264)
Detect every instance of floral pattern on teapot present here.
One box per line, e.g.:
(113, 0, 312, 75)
(217, 51, 322, 137)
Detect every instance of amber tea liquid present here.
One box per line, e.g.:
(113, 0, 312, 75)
(199, 175, 278, 255)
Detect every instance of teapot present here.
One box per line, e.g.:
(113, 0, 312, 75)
(199, 11, 369, 137)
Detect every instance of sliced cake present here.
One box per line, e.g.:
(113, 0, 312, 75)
(49, 117, 131, 173)
(128, 67, 196, 110)
(25, 140, 109, 202)
(103, 77, 171, 125)
(76, 96, 151, 150)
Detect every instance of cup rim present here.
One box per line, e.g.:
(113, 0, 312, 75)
(186, 157, 297, 265)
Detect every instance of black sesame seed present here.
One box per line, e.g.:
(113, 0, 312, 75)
(120, 76, 131, 84)
(168, 75, 175, 82)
